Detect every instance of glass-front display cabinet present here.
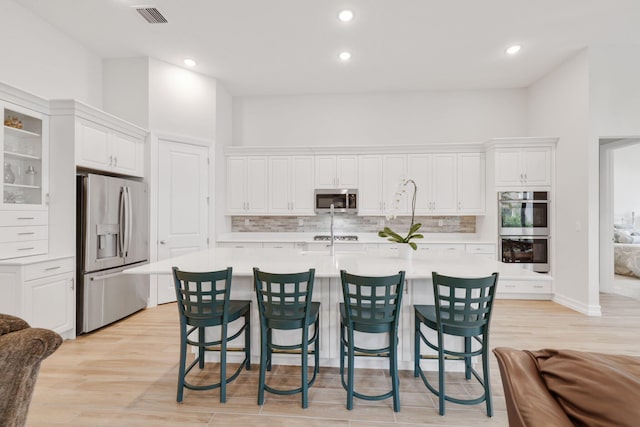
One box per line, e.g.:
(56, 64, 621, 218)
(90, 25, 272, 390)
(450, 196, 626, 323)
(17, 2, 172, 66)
(2, 102, 48, 209)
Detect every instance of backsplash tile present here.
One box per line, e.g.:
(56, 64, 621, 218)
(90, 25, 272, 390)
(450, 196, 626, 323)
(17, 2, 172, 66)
(231, 215, 475, 233)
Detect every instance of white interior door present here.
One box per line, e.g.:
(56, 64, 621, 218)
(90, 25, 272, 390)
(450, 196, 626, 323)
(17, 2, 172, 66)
(157, 139, 209, 304)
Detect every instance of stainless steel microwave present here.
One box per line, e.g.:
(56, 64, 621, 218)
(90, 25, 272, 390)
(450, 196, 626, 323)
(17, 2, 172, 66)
(314, 189, 358, 213)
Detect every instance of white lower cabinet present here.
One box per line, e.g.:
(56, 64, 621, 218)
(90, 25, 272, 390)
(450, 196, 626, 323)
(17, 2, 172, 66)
(0, 210, 49, 259)
(0, 255, 75, 339)
(465, 243, 496, 259)
(496, 279, 552, 300)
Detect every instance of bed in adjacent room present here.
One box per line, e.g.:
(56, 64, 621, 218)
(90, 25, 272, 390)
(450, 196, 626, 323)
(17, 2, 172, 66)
(614, 226, 640, 278)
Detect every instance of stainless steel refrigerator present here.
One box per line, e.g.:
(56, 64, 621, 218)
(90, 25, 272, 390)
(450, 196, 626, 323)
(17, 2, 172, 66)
(76, 173, 149, 334)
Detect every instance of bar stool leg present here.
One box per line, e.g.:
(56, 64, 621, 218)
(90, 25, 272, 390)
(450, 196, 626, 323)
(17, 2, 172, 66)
(465, 336, 472, 380)
(391, 333, 400, 412)
(414, 322, 420, 377)
(346, 329, 355, 410)
(258, 325, 267, 405)
(198, 327, 205, 369)
(301, 327, 309, 409)
(244, 310, 251, 370)
(483, 342, 493, 416)
(438, 333, 446, 415)
(177, 328, 187, 402)
(220, 324, 228, 403)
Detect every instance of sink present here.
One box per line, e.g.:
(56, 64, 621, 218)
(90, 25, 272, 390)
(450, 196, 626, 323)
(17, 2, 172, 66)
(313, 235, 358, 241)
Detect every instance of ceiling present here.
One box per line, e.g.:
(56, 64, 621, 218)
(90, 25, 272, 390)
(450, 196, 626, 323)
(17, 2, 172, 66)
(17, 0, 640, 96)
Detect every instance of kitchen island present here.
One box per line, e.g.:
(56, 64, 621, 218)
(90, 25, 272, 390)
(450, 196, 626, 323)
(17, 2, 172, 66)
(125, 246, 550, 370)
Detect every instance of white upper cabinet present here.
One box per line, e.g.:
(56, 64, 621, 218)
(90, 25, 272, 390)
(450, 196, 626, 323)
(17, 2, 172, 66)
(358, 154, 407, 216)
(457, 152, 485, 214)
(75, 119, 144, 177)
(408, 152, 485, 215)
(431, 154, 458, 213)
(1, 101, 49, 211)
(226, 156, 268, 215)
(408, 153, 457, 214)
(268, 156, 314, 215)
(50, 100, 147, 178)
(315, 155, 358, 188)
(495, 147, 551, 187)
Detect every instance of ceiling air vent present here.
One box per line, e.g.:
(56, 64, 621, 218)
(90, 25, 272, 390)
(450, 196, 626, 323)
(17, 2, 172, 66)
(134, 7, 168, 24)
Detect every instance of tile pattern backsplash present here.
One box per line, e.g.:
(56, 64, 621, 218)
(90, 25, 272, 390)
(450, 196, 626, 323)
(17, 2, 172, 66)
(231, 215, 475, 233)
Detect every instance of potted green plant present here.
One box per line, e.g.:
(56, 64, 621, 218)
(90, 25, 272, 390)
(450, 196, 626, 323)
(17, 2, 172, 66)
(378, 178, 423, 252)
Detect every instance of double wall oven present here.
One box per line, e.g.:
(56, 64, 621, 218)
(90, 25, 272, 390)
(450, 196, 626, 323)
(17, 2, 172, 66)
(498, 191, 550, 273)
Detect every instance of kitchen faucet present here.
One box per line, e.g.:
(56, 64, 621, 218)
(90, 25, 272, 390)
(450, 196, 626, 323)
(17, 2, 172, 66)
(330, 203, 335, 256)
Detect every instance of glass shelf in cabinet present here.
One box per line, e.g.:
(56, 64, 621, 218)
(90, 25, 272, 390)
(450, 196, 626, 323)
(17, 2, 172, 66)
(4, 125, 41, 138)
(3, 151, 41, 160)
(4, 183, 40, 189)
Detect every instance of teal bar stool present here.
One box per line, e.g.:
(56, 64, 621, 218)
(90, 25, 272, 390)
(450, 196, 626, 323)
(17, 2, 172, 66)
(172, 267, 251, 403)
(414, 272, 498, 416)
(253, 267, 320, 408)
(339, 269, 406, 412)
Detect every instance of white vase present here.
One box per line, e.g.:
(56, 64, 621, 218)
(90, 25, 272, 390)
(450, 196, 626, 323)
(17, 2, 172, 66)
(398, 244, 413, 260)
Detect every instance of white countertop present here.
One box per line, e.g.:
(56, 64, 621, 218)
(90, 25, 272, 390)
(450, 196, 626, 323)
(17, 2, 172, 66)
(217, 232, 497, 245)
(124, 246, 548, 281)
(0, 253, 74, 266)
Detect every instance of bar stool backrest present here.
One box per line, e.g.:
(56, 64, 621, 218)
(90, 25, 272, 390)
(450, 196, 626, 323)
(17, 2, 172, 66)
(253, 268, 316, 327)
(340, 270, 406, 333)
(431, 272, 498, 337)
(172, 267, 233, 327)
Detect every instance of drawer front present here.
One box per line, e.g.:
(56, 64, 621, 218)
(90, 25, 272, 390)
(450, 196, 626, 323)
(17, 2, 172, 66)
(262, 242, 294, 249)
(416, 244, 465, 252)
(466, 244, 495, 254)
(24, 257, 74, 281)
(217, 242, 263, 248)
(0, 211, 48, 226)
(0, 226, 48, 243)
(498, 280, 551, 294)
(0, 240, 48, 260)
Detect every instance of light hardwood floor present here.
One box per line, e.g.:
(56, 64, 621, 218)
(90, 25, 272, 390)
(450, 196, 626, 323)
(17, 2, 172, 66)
(27, 293, 640, 426)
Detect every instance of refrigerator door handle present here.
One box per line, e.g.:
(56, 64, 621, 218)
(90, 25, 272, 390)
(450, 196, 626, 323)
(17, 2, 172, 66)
(90, 271, 123, 281)
(119, 186, 126, 257)
(125, 186, 133, 257)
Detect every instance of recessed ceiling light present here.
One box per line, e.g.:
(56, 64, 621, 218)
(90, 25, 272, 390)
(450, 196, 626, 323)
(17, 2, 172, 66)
(183, 58, 197, 67)
(338, 51, 352, 61)
(338, 9, 354, 22)
(505, 45, 522, 55)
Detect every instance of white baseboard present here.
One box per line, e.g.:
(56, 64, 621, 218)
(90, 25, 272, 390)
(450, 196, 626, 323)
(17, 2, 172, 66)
(553, 293, 602, 316)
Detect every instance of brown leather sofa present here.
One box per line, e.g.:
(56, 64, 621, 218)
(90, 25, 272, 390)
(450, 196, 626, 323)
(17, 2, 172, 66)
(0, 313, 62, 427)
(493, 347, 640, 427)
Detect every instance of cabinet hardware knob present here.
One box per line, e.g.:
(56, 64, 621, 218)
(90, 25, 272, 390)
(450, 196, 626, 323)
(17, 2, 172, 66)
(18, 232, 35, 235)
(160, 240, 167, 244)
(45, 266, 61, 271)
(17, 217, 35, 220)
(18, 247, 35, 251)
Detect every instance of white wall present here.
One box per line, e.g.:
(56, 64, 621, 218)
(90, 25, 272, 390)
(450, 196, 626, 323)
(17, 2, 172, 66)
(148, 58, 217, 140)
(613, 143, 640, 226)
(527, 50, 597, 314)
(215, 84, 233, 236)
(591, 47, 640, 138)
(0, 0, 102, 106)
(103, 58, 150, 128)
(233, 89, 527, 146)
